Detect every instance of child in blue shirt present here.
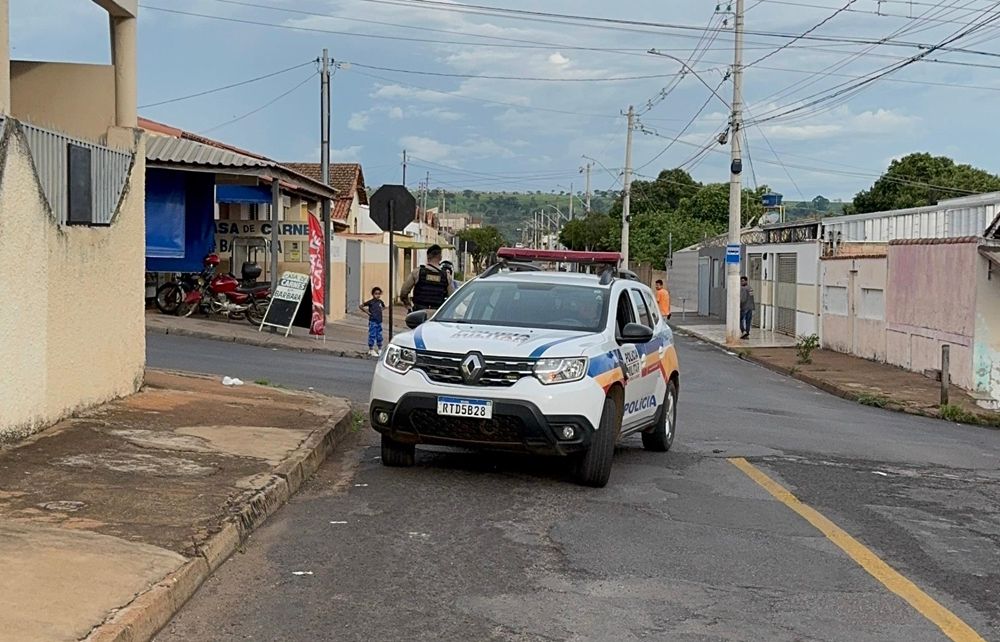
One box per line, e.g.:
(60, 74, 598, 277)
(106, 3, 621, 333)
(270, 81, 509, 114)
(360, 287, 386, 357)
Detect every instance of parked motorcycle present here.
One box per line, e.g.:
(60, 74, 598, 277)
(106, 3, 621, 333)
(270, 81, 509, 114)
(157, 254, 270, 326)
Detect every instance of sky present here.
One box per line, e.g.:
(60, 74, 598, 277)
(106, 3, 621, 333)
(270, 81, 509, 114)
(11, 0, 1000, 202)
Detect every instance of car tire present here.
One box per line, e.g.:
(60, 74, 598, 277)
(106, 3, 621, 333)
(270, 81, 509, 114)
(573, 396, 619, 488)
(642, 379, 677, 452)
(381, 435, 415, 467)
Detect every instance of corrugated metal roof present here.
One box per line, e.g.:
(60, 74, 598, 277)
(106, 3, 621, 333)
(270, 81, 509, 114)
(146, 134, 272, 169)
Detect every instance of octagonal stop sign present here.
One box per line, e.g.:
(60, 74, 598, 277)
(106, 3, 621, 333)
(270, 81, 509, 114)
(369, 184, 416, 232)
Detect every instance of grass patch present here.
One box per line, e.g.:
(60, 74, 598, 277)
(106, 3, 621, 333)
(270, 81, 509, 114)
(788, 366, 799, 376)
(254, 379, 270, 386)
(351, 410, 366, 432)
(857, 393, 889, 408)
(940, 404, 980, 425)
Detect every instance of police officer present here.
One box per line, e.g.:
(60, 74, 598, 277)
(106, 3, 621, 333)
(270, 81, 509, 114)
(399, 244, 455, 312)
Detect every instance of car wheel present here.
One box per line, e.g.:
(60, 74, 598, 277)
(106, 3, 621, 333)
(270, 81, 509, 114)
(642, 379, 677, 452)
(381, 435, 415, 467)
(573, 396, 619, 488)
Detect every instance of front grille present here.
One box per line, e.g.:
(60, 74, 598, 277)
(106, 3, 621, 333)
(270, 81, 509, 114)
(409, 409, 524, 443)
(414, 350, 536, 387)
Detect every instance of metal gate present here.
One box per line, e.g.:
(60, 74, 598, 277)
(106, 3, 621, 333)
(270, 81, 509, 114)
(775, 253, 797, 335)
(748, 254, 763, 329)
(346, 240, 362, 312)
(697, 257, 710, 316)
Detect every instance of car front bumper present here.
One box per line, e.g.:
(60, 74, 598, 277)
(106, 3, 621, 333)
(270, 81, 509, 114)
(370, 393, 596, 455)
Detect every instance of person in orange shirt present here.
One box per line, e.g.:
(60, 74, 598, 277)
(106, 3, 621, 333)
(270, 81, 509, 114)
(655, 279, 671, 320)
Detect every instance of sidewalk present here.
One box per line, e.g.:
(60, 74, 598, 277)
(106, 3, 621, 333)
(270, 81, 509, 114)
(672, 315, 797, 349)
(672, 318, 1000, 428)
(145, 308, 409, 358)
(0, 370, 352, 642)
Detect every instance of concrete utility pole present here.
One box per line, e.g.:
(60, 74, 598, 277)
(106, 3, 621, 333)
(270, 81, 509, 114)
(320, 49, 332, 311)
(422, 171, 430, 224)
(402, 149, 407, 185)
(568, 181, 574, 220)
(725, 0, 745, 346)
(583, 162, 592, 214)
(621, 105, 635, 268)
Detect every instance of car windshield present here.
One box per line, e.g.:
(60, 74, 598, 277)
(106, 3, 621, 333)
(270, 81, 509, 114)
(434, 280, 609, 332)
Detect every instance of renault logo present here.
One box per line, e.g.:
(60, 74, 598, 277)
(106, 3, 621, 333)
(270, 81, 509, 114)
(461, 353, 484, 384)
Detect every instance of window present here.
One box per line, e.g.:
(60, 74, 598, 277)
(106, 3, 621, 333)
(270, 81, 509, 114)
(630, 289, 653, 329)
(615, 291, 636, 339)
(641, 289, 661, 325)
(66, 144, 94, 225)
(435, 281, 609, 333)
(859, 288, 885, 320)
(823, 286, 848, 315)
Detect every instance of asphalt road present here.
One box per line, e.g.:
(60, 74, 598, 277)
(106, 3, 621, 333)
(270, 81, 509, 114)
(146, 332, 376, 403)
(152, 333, 1000, 642)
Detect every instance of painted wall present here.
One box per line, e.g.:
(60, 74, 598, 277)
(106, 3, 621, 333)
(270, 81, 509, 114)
(11, 62, 117, 144)
(886, 241, 979, 390)
(746, 241, 820, 336)
(973, 250, 1000, 402)
(821, 255, 888, 362)
(0, 122, 145, 442)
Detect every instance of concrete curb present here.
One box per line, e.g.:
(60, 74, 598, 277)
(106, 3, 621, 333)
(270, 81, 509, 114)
(146, 322, 372, 360)
(83, 407, 355, 642)
(672, 325, 948, 422)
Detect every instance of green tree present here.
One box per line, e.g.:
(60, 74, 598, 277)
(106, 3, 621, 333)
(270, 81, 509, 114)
(852, 153, 1000, 213)
(609, 168, 700, 217)
(559, 214, 616, 251)
(458, 226, 506, 270)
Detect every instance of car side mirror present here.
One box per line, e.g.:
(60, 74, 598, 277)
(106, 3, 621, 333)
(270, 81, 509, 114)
(406, 309, 429, 329)
(620, 322, 653, 345)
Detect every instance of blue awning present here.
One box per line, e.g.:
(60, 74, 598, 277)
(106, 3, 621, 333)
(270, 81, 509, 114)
(146, 170, 186, 258)
(216, 184, 272, 204)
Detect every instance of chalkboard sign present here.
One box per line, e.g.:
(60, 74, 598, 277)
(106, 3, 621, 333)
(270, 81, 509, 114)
(260, 272, 309, 336)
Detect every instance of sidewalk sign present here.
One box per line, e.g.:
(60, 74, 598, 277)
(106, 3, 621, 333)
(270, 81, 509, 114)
(260, 271, 309, 337)
(725, 244, 741, 264)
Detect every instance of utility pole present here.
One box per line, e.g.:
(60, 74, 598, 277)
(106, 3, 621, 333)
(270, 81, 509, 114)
(422, 171, 430, 224)
(726, 0, 745, 346)
(320, 49, 331, 314)
(568, 181, 574, 221)
(401, 149, 407, 185)
(584, 162, 592, 214)
(621, 105, 634, 269)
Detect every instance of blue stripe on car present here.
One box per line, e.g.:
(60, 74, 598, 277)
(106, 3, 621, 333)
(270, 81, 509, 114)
(529, 336, 581, 359)
(414, 325, 426, 350)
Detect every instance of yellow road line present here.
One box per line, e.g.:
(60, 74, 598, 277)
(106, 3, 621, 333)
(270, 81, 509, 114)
(728, 457, 987, 642)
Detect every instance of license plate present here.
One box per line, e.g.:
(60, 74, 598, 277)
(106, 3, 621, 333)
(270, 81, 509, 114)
(437, 396, 493, 419)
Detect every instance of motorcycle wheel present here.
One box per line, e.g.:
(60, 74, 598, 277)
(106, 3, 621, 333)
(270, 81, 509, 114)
(245, 298, 269, 326)
(155, 282, 184, 315)
(179, 296, 199, 318)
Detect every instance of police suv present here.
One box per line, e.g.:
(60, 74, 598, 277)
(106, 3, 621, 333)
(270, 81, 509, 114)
(369, 248, 680, 487)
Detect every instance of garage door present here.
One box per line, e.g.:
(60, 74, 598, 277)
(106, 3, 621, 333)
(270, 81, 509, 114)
(775, 253, 797, 335)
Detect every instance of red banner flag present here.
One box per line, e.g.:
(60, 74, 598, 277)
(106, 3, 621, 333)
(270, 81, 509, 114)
(307, 212, 326, 336)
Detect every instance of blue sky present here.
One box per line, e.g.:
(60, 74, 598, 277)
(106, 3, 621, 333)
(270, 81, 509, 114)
(12, 0, 1000, 201)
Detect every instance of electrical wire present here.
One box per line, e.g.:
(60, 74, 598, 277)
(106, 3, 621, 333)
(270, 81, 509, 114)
(200, 71, 316, 134)
(139, 60, 318, 109)
(746, 0, 860, 68)
(346, 61, 686, 83)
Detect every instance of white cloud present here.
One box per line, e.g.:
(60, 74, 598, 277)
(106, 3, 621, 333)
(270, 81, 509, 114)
(371, 83, 451, 103)
(347, 112, 370, 131)
(400, 136, 453, 163)
(330, 145, 363, 162)
(399, 135, 514, 164)
(388, 106, 404, 119)
(548, 52, 570, 66)
(759, 108, 919, 142)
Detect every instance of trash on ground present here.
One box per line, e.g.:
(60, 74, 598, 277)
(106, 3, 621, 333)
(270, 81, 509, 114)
(291, 571, 314, 576)
(222, 376, 245, 386)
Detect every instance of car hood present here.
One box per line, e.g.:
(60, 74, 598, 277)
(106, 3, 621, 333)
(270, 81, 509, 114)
(401, 321, 604, 358)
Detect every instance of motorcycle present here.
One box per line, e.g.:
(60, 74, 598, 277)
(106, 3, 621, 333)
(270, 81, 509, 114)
(156, 254, 270, 326)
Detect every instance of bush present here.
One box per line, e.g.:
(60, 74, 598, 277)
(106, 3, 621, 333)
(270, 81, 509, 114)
(857, 393, 888, 408)
(795, 334, 820, 364)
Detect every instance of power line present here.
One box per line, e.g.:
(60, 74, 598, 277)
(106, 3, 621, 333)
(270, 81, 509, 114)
(346, 61, 686, 83)
(746, 0, 860, 68)
(139, 60, 317, 109)
(200, 71, 316, 134)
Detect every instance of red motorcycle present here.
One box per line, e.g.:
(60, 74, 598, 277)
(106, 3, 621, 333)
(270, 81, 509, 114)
(176, 254, 271, 326)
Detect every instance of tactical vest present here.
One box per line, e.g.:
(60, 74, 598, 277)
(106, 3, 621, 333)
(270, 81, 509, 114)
(412, 265, 449, 309)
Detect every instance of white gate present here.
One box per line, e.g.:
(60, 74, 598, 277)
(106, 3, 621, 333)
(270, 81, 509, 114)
(775, 253, 797, 335)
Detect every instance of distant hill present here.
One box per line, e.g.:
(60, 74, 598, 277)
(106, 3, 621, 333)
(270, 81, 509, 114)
(780, 196, 849, 220)
(420, 190, 617, 241)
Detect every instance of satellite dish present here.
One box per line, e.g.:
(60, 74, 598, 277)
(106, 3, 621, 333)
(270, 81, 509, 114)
(762, 212, 780, 225)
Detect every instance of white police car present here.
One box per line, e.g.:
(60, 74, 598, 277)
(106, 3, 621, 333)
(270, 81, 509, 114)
(369, 249, 680, 487)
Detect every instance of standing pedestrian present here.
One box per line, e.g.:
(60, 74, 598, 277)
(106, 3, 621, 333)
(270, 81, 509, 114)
(655, 279, 671, 320)
(740, 276, 755, 340)
(360, 287, 386, 357)
(399, 244, 455, 312)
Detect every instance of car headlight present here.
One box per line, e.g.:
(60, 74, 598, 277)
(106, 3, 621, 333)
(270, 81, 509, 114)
(383, 344, 416, 374)
(534, 357, 588, 384)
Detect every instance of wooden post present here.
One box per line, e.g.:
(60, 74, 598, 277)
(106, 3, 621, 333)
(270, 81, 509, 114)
(941, 344, 950, 406)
